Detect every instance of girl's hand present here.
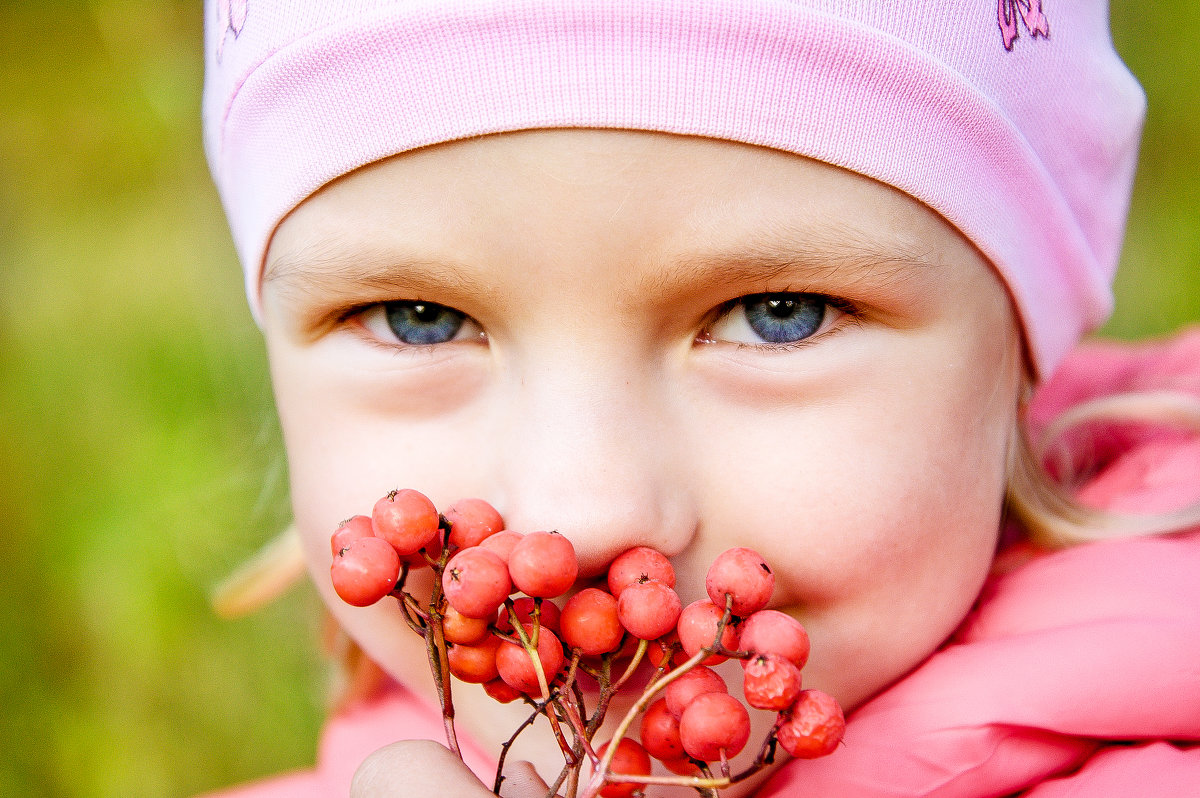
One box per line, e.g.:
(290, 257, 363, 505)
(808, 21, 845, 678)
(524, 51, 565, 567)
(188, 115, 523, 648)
(350, 739, 556, 798)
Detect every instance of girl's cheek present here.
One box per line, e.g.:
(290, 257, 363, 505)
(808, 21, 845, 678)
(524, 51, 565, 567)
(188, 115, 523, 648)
(298, 335, 491, 419)
(686, 383, 1008, 707)
(268, 329, 492, 494)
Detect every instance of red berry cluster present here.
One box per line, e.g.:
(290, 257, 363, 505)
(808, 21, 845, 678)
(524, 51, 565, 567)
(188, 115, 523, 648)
(330, 489, 845, 797)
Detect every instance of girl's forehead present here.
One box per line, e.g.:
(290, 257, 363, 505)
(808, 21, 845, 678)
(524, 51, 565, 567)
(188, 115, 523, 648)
(267, 130, 956, 273)
(262, 130, 978, 318)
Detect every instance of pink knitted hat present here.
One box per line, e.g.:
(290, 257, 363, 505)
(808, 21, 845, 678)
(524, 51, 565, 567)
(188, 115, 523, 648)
(202, 0, 1144, 377)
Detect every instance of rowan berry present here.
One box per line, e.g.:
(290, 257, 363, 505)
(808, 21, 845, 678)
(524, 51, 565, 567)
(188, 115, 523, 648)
(639, 698, 685, 762)
(661, 757, 701, 776)
(737, 609, 810, 669)
(495, 624, 566, 695)
(507, 531, 578, 598)
(330, 514, 374, 557)
(446, 635, 501, 684)
(678, 692, 751, 762)
(776, 689, 845, 759)
(743, 653, 803, 711)
(330, 536, 401, 607)
(372, 489, 440, 556)
(397, 525, 443, 569)
(705, 547, 774, 617)
(663, 665, 726, 719)
(616, 579, 682, 640)
(594, 738, 652, 798)
(676, 599, 739, 665)
(560, 588, 624, 656)
(482, 677, 524, 704)
(478, 529, 523, 563)
(441, 604, 492, 646)
(442, 547, 512, 619)
(606, 546, 675, 597)
(443, 498, 505, 549)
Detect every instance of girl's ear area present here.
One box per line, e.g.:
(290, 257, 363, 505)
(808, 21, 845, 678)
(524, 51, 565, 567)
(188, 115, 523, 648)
(210, 525, 305, 619)
(1006, 382, 1200, 549)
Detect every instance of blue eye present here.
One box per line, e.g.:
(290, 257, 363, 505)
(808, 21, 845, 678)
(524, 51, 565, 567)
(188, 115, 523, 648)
(380, 301, 467, 344)
(741, 294, 826, 343)
(705, 293, 833, 346)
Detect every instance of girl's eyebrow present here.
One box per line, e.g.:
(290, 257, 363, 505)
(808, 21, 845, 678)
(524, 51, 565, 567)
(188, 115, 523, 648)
(263, 232, 944, 304)
(646, 235, 945, 297)
(262, 246, 487, 303)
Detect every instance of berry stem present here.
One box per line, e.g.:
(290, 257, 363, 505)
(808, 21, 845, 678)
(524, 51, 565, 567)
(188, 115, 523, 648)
(422, 552, 461, 761)
(390, 565, 432, 638)
(602, 772, 729, 790)
(578, 594, 738, 798)
(508, 620, 576, 764)
(557, 651, 599, 762)
(540, 689, 589, 797)
(544, 695, 577, 765)
(584, 656, 616, 735)
(491, 705, 543, 795)
(546, 749, 583, 798)
(606, 723, 779, 793)
(563, 764, 581, 798)
(542, 707, 590, 798)
(396, 592, 430, 634)
(562, 650, 583, 700)
(510, 616, 551, 701)
(557, 691, 599, 766)
(531, 597, 546, 637)
(579, 649, 696, 797)
(698, 763, 721, 798)
(611, 637, 648, 692)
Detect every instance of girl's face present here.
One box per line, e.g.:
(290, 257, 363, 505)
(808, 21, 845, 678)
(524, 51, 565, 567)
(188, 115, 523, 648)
(261, 129, 1022, 786)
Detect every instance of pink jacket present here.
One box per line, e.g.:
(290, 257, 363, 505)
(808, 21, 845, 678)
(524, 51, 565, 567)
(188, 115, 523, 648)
(204, 328, 1200, 797)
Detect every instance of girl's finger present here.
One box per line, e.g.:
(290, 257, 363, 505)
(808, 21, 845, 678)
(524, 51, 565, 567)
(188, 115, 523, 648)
(497, 760, 559, 798)
(350, 739, 495, 798)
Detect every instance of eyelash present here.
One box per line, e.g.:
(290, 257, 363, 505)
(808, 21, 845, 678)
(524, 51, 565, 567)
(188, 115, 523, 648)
(728, 322, 855, 353)
(338, 292, 861, 351)
(701, 293, 861, 351)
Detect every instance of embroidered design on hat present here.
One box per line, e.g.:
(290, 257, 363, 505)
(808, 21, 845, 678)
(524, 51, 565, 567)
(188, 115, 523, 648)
(215, 0, 248, 62)
(998, 0, 1050, 51)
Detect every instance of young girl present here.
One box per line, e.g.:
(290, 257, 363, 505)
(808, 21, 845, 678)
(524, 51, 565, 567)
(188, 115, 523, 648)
(201, 1, 1200, 795)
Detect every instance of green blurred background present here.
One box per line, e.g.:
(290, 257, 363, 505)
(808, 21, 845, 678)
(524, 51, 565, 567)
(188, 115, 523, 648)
(0, 2, 1196, 796)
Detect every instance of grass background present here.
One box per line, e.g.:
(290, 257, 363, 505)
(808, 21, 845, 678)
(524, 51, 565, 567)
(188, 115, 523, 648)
(1, 2, 1197, 796)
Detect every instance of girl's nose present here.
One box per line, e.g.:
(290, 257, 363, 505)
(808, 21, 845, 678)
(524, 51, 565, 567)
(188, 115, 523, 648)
(488, 362, 696, 580)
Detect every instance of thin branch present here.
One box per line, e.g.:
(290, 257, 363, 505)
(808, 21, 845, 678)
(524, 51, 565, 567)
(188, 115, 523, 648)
(577, 594, 739, 798)
(491, 706, 544, 795)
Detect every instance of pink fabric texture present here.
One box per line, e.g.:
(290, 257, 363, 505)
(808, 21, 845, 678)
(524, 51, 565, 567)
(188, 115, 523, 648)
(202, 328, 1200, 797)
(203, 0, 1145, 377)
(197, 684, 495, 797)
